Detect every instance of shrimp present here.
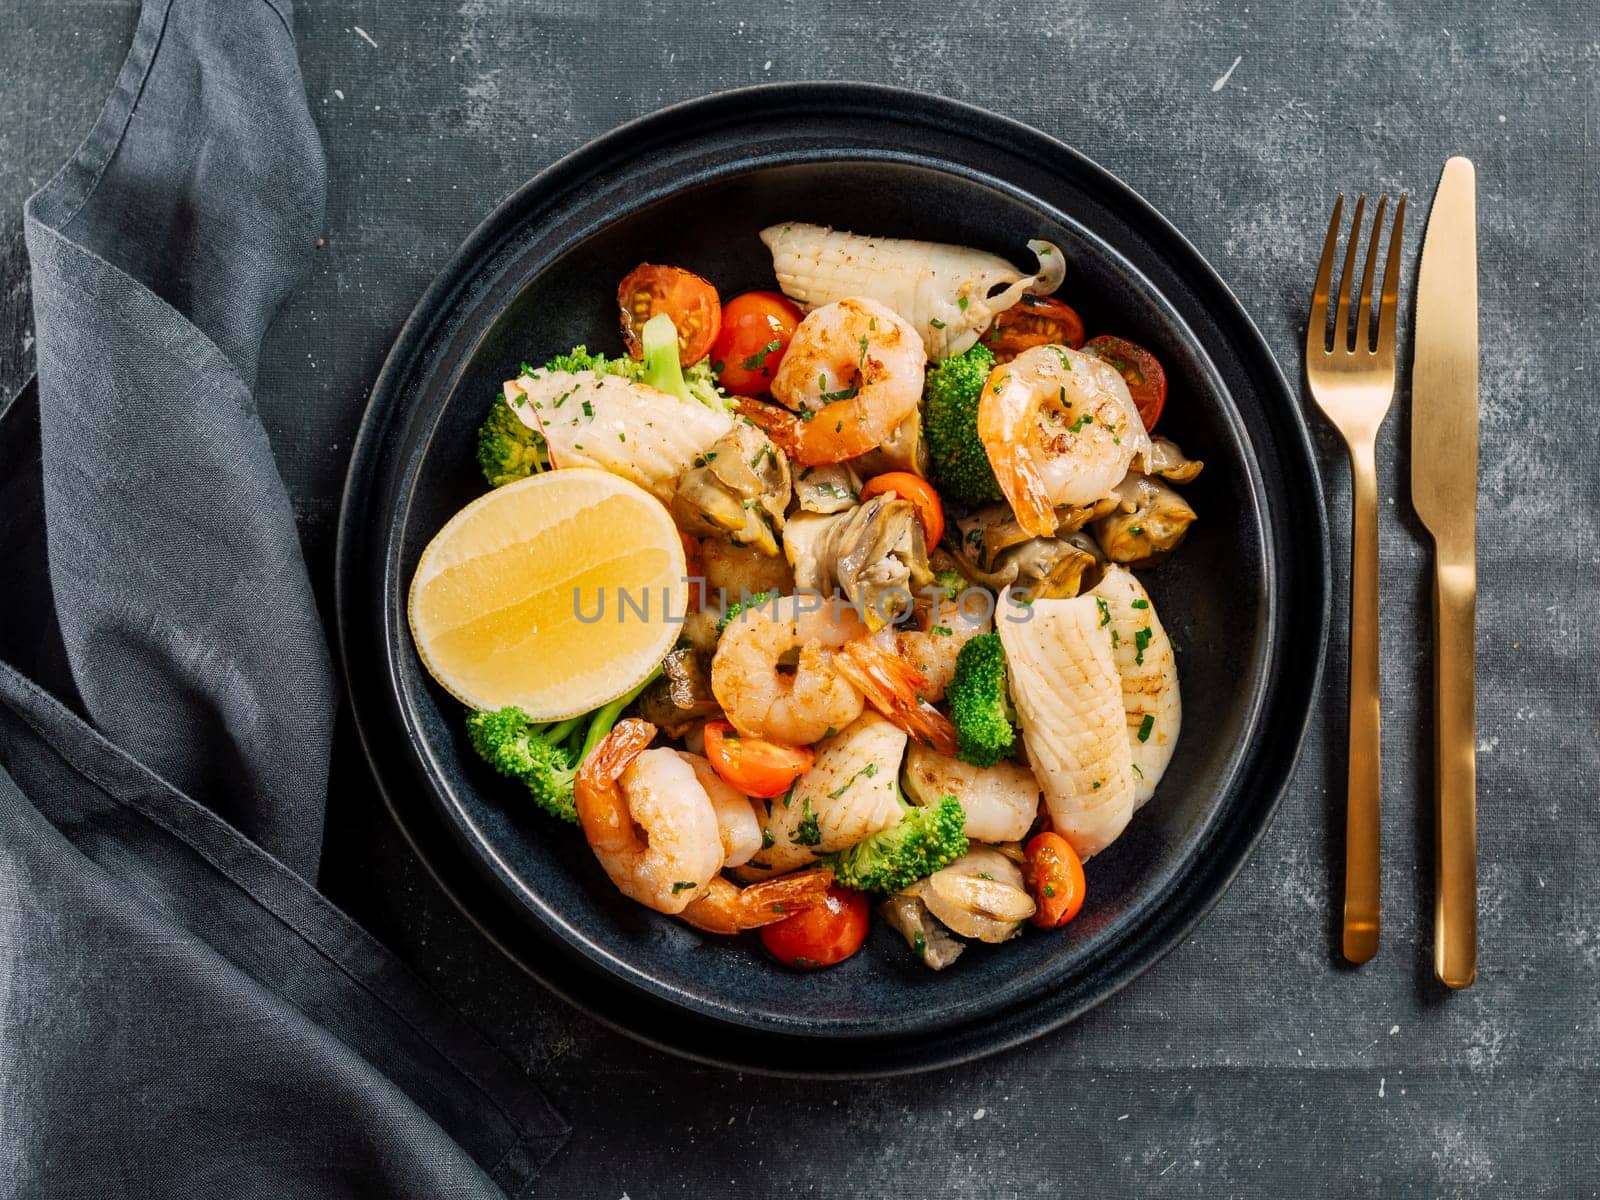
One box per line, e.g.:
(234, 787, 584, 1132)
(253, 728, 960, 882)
(976, 344, 1154, 539)
(678, 751, 766, 868)
(574, 719, 725, 914)
(711, 594, 868, 745)
(887, 592, 993, 702)
(834, 637, 957, 755)
(678, 869, 835, 934)
(742, 297, 925, 466)
(578, 720, 833, 929)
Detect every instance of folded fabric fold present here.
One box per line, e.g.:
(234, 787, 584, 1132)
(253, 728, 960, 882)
(2, 0, 569, 1193)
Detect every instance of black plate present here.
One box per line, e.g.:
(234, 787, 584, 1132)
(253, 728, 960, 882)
(335, 83, 1328, 1075)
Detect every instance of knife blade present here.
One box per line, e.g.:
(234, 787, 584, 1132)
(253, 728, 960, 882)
(1412, 156, 1479, 988)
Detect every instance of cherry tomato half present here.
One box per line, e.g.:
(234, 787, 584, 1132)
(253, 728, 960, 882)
(703, 720, 813, 799)
(617, 264, 721, 366)
(981, 294, 1086, 361)
(1023, 831, 1087, 929)
(859, 472, 945, 550)
(1080, 334, 1167, 431)
(708, 291, 804, 396)
(759, 883, 870, 969)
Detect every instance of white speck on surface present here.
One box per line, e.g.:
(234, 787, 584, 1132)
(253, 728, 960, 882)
(1379, 1077, 1386, 1098)
(1211, 54, 1244, 92)
(1118, 1113, 1131, 1121)
(333, 89, 345, 100)
(973, 1108, 986, 1120)
(1390, 1024, 1400, 1035)
(353, 25, 378, 48)
(763, 60, 772, 71)
(1498, 114, 1507, 122)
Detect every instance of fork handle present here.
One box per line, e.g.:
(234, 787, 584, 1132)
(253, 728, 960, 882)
(1433, 546, 1477, 987)
(1342, 439, 1382, 963)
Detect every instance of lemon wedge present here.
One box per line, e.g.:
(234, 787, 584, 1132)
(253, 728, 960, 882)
(408, 469, 686, 719)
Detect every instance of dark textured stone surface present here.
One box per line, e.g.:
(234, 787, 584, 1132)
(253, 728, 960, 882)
(3, 1, 1596, 1195)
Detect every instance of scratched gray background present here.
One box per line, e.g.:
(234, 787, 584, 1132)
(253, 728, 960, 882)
(3, 1, 1597, 1196)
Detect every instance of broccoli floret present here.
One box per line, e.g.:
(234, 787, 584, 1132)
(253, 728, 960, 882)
(716, 589, 779, 633)
(535, 346, 638, 379)
(639, 312, 733, 413)
(822, 794, 969, 893)
(464, 665, 663, 824)
(923, 344, 1003, 509)
(931, 567, 967, 603)
(945, 632, 1016, 767)
(476, 400, 548, 488)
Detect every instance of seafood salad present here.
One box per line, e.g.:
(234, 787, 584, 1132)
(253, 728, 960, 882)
(409, 223, 1205, 972)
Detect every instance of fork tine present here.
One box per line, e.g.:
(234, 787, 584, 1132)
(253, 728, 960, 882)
(1355, 194, 1388, 352)
(1333, 193, 1366, 352)
(1307, 193, 1344, 360)
(1375, 192, 1408, 362)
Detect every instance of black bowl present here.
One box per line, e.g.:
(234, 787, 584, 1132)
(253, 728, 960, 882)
(336, 83, 1328, 1075)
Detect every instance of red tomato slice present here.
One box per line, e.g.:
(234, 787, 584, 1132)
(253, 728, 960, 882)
(981, 294, 1086, 361)
(1080, 334, 1167, 430)
(703, 720, 813, 799)
(617, 264, 721, 366)
(859, 472, 945, 550)
(708, 291, 804, 396)
(759, 884, 869, 968)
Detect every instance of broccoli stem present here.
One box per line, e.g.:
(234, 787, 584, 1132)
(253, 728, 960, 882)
(640, 312, 691, 404)
(577, 663, 664, 763)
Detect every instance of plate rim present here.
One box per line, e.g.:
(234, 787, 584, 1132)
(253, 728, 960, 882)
(334, 81, 1330, 1076)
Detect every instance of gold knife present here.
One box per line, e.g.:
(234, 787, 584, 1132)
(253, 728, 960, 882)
(1412, 156, 1479, 988)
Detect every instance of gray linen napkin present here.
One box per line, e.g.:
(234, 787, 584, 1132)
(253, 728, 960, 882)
(0, 0, 568, 1194)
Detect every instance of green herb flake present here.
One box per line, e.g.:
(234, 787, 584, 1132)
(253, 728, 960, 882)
(929, 317, 946, 330)
(912, 930, 927, 958)
(670, 881, 697, 895)
(1092, 780, 1103, 790)
(1068, 412, 1094, 433)
(1137, 713, 1155, 743)
(740, 339, 783, 371)
(930, 625, 954, 638)
(761, 827, 775, 850)
(957, 295, 969, 311)
(1043, 883, 1057, 897)
(793, 798, 822, 846)
(1095, 597, 1111, 627)
(1130, 598, 1149, 609)
(581, 399, 595, 418)
(1134, 627, 1153, 665)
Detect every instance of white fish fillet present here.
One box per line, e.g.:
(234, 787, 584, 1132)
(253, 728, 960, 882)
(998, 589, 1134, 860)
(756, 711, 907, 874)
(503, 370, 730, 503)
(760, 223, 1066, 360)
(1086, 566, 1180, 808)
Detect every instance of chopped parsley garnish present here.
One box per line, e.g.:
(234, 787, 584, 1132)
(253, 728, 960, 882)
(740, 339, 783, 371)
(826, 762, 877, 799)
(1130, 598, 1149, 610)
(670, 881, 697, 895)
(1095, 597, 1111, 627)
(957, 295, 969, 311)
(750, 444, 773, 470)
(761, 827, 775, 850)
(793, 798, 821, 846)
(1137, 714, 1155, 743)
(1134, 627, 1153, 665)
(1128, 525, 1145, 536)
(820, 386, 859, 403)
(1091, 780, 1103, 790)
(581, 399, 594, 418)
(912, 930, 927, 958)
(929, 317, 946, 329)
(930, 625, 953, 637)
(1068, 412, 1093, 433)
(1043, 883, 1057, 897)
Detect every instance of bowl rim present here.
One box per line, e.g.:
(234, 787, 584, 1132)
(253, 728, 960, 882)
(334, 81, 1330, 1076)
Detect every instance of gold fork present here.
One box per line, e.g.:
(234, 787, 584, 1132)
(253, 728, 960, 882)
(1306, 191, 1407, 964)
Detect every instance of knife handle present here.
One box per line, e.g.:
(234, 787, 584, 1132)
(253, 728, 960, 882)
(1433, 551, 1477, 988)
(1343, 439, 1381, 963)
